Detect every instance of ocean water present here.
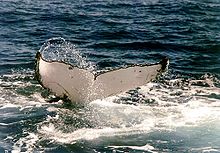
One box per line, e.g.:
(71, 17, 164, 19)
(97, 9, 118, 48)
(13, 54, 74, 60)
(0, 0, 220, 152)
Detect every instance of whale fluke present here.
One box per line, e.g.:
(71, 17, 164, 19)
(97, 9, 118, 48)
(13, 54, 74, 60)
(35, 52, 168, 103)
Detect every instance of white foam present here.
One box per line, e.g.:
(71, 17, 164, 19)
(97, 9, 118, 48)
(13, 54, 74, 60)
(108, 144, 157, 153)
(38, 123, 153, 144)
(191, 147, 220, 152)
(0, 88, 48, 109)
(1, 71, 220, 151)
(0, 103, 19, 109)
(35, 78, 220, 144)
(12, 133, 41, 153)
(0, 71, 48, 110)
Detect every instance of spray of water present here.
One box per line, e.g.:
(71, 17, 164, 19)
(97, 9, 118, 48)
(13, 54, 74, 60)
(39, 37, 95, 71)
(35, 74, 220, 145)
(1, 67, 219, 152)
(1, 39, 219, 152)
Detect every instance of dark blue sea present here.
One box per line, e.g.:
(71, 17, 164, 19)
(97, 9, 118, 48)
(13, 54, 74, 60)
(1, 0, 220, 152)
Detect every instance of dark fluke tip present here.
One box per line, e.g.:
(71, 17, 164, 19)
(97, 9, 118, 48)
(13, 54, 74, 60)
(35, 52, 41, 60)
(34, 52, 43, 88)
(160, 57, 169, 71)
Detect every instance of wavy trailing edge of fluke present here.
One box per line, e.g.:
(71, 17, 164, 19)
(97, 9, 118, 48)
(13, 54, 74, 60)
(35, 52, 169, 103)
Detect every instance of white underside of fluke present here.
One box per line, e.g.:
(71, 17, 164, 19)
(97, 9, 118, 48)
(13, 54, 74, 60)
(36, 52, 168, 103)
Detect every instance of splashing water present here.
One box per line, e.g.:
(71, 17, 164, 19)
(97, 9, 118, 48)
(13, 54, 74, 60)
(32, 75, 220, 152)
(1, 66, 220, 152)
(1, 40, 220, 152)
(39, 37, 94, 71)
(1, 0, 220, 151)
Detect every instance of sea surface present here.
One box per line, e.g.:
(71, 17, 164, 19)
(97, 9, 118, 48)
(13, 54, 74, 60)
(0, 0, 220, 152)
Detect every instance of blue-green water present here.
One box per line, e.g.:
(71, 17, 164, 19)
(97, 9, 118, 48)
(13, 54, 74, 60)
(0, 0, 220, 152)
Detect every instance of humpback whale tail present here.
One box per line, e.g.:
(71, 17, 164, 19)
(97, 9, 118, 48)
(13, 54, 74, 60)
(35, 52, 168, 103)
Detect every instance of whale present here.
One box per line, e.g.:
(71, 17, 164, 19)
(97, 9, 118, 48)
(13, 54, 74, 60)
(35, 52, 168, 103)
